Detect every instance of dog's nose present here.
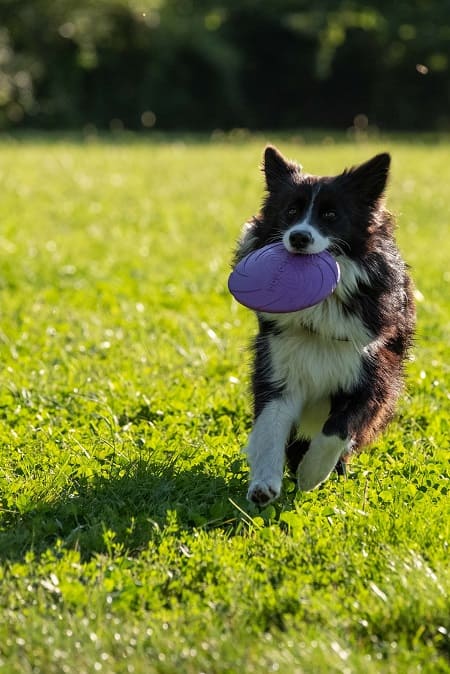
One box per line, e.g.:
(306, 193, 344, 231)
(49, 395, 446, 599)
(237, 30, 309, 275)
(289, 229, 314, 250)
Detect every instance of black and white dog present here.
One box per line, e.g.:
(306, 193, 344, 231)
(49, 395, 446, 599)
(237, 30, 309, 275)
(233, 146, 415, 505)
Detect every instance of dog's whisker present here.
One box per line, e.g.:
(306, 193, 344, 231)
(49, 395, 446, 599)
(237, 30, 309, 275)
(330, 237, 351, 255)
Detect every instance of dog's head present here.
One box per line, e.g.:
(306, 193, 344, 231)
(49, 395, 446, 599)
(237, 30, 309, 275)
(238, 145, 392, 261)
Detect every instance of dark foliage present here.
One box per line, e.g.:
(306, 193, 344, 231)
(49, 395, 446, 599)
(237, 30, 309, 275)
(0, 0, 449, 131)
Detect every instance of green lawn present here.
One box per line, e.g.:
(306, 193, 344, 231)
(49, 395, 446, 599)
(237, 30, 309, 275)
(0, 134, 448, 673)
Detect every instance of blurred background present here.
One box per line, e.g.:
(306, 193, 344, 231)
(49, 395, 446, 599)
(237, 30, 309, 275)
(1, 0, 449, 134)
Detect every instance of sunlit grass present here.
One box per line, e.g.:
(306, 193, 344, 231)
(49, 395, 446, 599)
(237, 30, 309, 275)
(0, 135, 448, 673)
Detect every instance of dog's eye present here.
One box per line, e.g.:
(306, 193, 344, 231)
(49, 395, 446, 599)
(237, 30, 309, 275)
(287, 207, 297, 218)
(321, 209, 337, 221)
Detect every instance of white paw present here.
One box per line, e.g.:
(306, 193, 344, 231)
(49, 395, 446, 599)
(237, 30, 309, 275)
(247, 478, 281, 505)
(297, 461, 332, 492)
(297, 433, 345, 492)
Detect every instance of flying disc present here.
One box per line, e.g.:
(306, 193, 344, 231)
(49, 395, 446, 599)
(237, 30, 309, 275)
(228, 242, 340, 313)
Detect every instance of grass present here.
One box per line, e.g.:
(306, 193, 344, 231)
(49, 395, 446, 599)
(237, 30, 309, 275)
(0, 133, 448, 673)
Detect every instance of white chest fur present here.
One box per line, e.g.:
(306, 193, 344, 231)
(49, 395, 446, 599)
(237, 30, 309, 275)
(267, 318, 366, 403)
(263, 256, 373, 404)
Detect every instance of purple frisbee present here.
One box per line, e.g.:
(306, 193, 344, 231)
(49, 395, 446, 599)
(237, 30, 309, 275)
(228, 242, 340, 313)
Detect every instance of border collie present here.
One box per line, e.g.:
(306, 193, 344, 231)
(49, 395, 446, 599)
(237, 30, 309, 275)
(233, 146, 415, 505)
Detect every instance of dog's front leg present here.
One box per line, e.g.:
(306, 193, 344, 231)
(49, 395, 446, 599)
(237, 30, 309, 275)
(297, 432, 349, 492)
(297, 398, 357, 492)
(246, 396, 300, 505)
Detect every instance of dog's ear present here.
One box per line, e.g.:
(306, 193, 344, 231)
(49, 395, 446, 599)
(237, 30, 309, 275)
(342, 153, 391, 203)
(263, 145, 301, 192)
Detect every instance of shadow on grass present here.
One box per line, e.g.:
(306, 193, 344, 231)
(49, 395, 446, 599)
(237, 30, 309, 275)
(0, 459, 252, 562)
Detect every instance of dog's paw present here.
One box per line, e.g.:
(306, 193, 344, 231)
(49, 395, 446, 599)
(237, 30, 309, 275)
(297, 433, 345, 492)
(247, 479, 281, 506)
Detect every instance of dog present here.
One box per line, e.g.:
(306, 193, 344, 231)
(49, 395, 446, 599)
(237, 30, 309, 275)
(232, 145, 415, 505)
